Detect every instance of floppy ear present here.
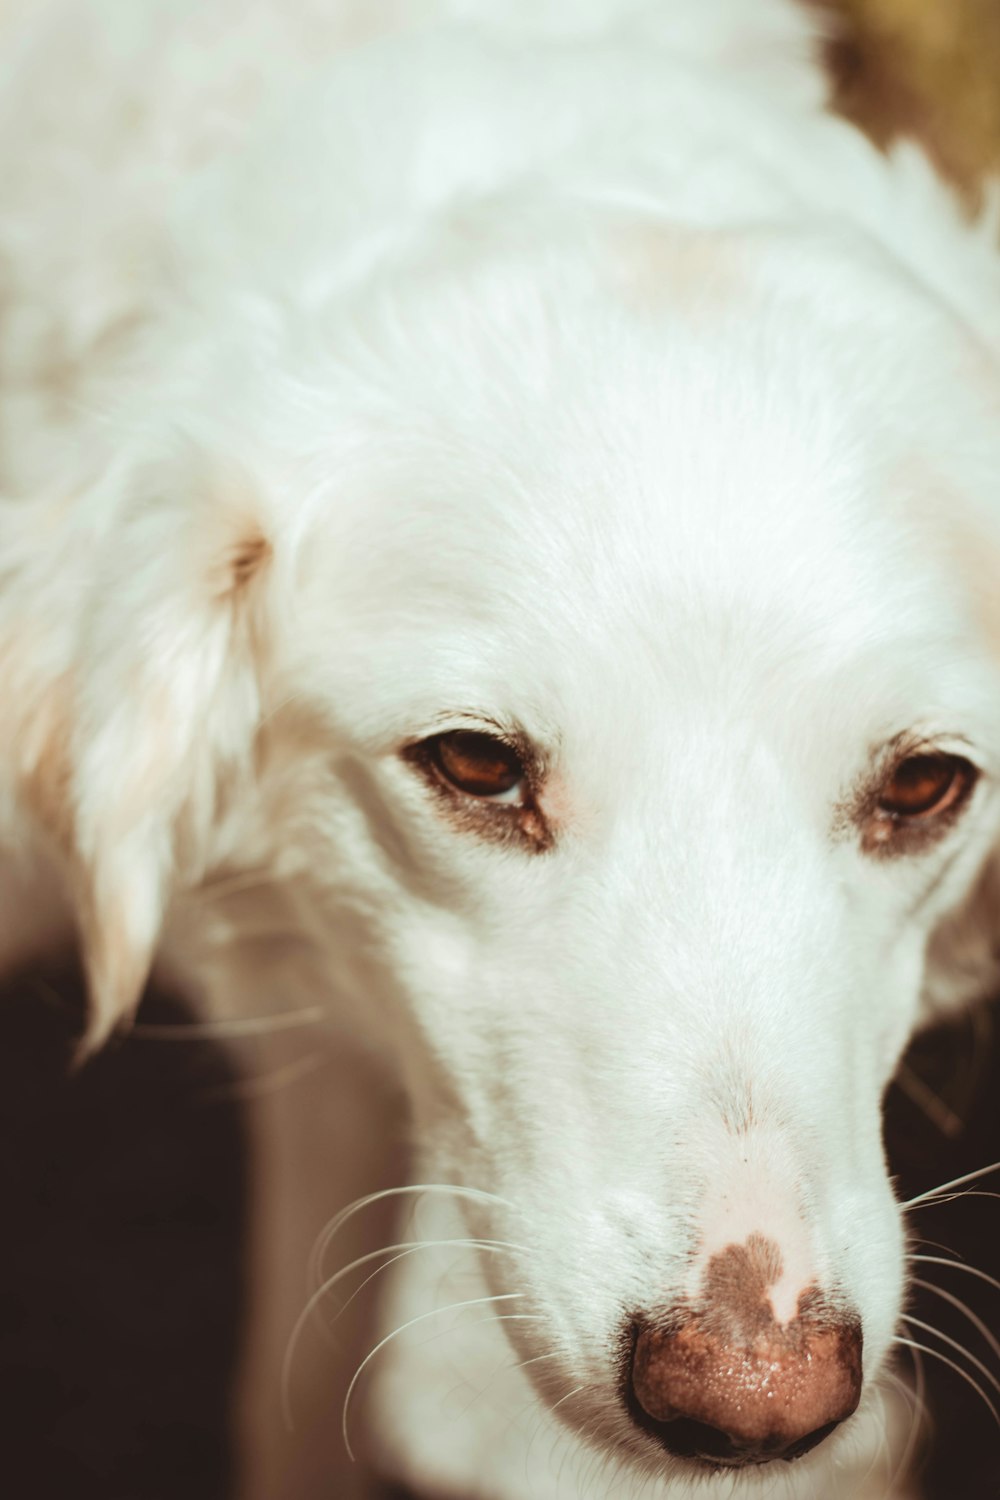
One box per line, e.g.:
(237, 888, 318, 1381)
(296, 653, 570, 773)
(51, 454, 273, 1052)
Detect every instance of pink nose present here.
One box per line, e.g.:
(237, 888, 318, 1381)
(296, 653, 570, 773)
(627, 1235, 863, 1467)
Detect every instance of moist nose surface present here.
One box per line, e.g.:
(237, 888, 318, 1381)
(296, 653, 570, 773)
(627, 1233, 863, 1466)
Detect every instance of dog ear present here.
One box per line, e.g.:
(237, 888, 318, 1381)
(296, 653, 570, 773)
(32, 453, 273, 1053)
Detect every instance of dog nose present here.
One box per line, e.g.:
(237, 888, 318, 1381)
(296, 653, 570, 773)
(626, 1236, 863, 1467)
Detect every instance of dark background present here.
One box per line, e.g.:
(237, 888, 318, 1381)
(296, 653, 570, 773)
(0, 958, 246, 1500)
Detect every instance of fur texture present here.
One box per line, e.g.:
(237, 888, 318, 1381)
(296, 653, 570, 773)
(2, 2, 1000, 1496)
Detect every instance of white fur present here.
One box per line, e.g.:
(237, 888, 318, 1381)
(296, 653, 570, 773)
(2, 2, 1000, 1496)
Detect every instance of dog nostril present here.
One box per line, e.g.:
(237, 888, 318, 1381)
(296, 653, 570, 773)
(628, 1409, 842, 1467)
(625, 1245, 863, 1467)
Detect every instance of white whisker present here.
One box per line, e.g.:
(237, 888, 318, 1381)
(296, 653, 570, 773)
(524, 1377, 587, 1477)
(322, 1237, 523, 1313)
(183, 866, 278, 902)
(341, 1293, 524, 1461)
(281, 1242, 521, 1428)
(282, 1237, 522, 1424)
(308, 1183, 512, 1288)
(900, 1159, 1000, 1208)
(910, 1277, 1000, 1361)
(900, 1314, 1000, 1397)
(550, 1383, 587, 1417)
(856, 1386, 891, 1496)
(892, 1336, 1000, 1428)
(882, 1354, 927, 1491)
(409, 1310, 546, 1357)
(913, 1234, 970, 1257)
(912, 1252, 1000, 1297)
(255, 687, 311, 736)
(132, 1005, 324, 1040)
(515, 1349, 564, 1373)
(905, 1189, 1000, 1212)
(200, 1051, 328, 1102)
(881, 1374, 923, 1452)
(454, 1340, 563, 1421)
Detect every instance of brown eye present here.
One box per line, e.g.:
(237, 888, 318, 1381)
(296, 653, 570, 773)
(433, 730, 526, 799)
(877, 753, 973, 820)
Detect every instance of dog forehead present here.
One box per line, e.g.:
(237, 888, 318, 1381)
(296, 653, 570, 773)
(318, 226, 921, 571)
(281, 220, 992, 747)
(293, 439, 944, 776)
(309, 303, 911, 640)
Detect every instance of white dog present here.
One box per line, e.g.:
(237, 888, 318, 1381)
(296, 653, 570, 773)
(2, 2, 1000, 1497)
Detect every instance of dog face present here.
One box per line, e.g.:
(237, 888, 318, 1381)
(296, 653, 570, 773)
(53, 211, 1000, 1470)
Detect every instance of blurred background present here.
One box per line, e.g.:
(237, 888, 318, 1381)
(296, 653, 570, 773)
(3, 3, 1000, 1498)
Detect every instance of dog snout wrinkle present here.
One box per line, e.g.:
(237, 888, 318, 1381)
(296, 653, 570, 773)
(627, 1234, 862, 1468)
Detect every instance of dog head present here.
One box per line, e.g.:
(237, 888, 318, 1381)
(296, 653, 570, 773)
(28, 199, 1000, 1473)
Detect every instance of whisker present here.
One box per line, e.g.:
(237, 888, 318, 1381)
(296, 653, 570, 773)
(182, 866, 278, 902)
(409, 1310, 546, 1356)
(323, 1238, 524, 1316)
(880, 1363, 926, 1429)
(308, 1183, 513, 1288)
(199, 1051, 328, 1103)
(900, 1159, 1000, 1208)
(550, 1383, 587, 1417)
(909, 1342, 928, 1442)
(341, 1293, 524, 1461)
(524, 1377, 587, 1476)
(453, 1342, 565, 1423)
(255, 687, 311, 736)
(894, 1061, 965, 1137)
(910, 1277, 1000, 1361)
(892, 1337, 1000, 1428)
(900, 1314, 1000, 1398)
(282, 1238, 521, 1425)
(913, 1234, 974, 1257)
(132, 1006, 324, 1040)
(514, 1349, 564, 1373)
(905, 1189, 1000, 1211)
(399, 1307, 551, 1429)
(883, 1348, 928, 1493)
(857, 1386, 892, 1495)
(912, 1252, 1000, 1297)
